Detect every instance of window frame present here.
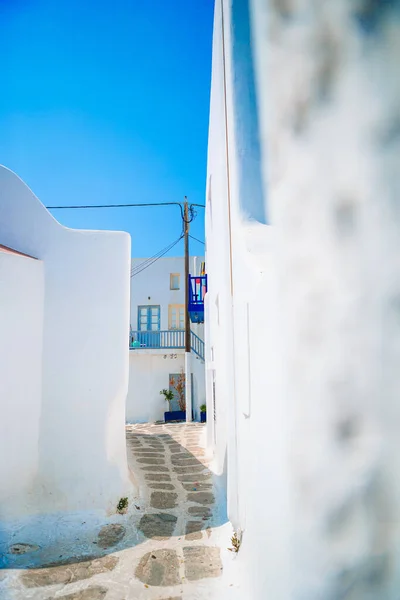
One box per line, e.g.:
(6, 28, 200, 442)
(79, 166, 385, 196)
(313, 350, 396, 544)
(137, 305, 161, 331)
(168, 304, 185, 330)
(170, 273, 180, 290)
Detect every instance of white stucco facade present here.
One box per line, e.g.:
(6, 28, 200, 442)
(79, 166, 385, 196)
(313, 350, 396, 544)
(130, 256, 204, 335)
(0, 165, 132, 520)
(0, 247, 44, 519)
(205, 1, 400, 599)
(127, 351, 185, 423)
(127, 256, 206, 424)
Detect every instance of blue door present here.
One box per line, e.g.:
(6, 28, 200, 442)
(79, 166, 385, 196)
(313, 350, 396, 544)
(137, 305, 160, 347)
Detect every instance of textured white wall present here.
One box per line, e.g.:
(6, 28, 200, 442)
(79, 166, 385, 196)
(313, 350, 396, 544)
(128, 255, 205, 425)
(0, 250, 44, 517)
(206, 0, 400, 598)
(206, 3, 287, 594)
(0, 165, 131, 517)
(130, 256, 204, 333)
(190, 353, 206, 421)
(252, 1, 400, 598)
(204, 0, 234, 494)
(127, 350, 205, 423)
(127, 351, 185, 423)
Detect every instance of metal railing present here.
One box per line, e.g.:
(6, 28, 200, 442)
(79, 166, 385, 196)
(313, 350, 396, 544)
(130, 330, 184, 349)
(190, 330, 205, 360)
(129, 329, 204, 360)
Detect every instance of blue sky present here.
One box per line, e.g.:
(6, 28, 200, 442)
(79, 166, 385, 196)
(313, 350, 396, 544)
(0, 0, 213, 257)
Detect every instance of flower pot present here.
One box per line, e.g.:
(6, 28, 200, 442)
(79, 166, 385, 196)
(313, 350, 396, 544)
(164, 410, 186, 422)
(200, 412, 206, 423)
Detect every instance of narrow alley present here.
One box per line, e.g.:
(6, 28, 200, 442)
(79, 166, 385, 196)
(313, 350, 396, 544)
(2, 424, 238, 600)
(126, 423, 227, 596)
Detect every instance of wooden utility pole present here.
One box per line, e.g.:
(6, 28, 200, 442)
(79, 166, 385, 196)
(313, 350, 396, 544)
(183, 197, 192, 422)
(184, 198, 191, 353)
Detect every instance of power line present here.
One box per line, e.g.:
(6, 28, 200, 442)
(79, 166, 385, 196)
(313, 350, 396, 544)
(131, 235, 183, 278)
(46, 200, 205, 234)
(189, 234, 205, 245)
(47, 201, 185, 220)
(46, 200, 205, 273)
(131, 216, 185, 276)
(45, 201, 205, 219)
(131, 237, 183, 278)
(131, 236, 183, 276)
(46, 202, 205, 209)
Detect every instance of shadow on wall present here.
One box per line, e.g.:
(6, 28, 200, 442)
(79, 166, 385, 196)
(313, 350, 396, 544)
(0, 428, 227, 581)
(231, 0, 266, 224)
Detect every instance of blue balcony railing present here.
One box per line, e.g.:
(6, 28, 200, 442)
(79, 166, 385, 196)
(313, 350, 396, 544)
(129, 329, 204, 361)
(190, 330, 205, 360)
(188, 275, 207, 324)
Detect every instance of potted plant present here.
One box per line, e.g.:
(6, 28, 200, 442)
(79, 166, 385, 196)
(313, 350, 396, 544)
(160, 388, 174, 412)
(163, 369, 186, 422)
(200, 403, 207, 423)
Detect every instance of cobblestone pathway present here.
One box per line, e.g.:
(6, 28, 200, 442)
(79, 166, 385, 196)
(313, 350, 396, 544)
(2, 423, 236, 600)
(126, 423, 225, 597)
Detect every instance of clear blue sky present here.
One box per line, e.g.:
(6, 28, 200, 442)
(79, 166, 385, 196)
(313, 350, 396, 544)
(0, 0, 214, 257)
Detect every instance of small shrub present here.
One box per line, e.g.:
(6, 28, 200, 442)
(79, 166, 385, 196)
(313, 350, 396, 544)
(200, 404, 207, 413)
(160, 388, 174, 411)
(117, 497, 128, 513)
(228, 531, 241, 553)
(170, 369, 186, 412)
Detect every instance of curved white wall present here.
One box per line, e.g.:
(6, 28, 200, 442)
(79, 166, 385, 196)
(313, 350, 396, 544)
(0, 165, 131, 517)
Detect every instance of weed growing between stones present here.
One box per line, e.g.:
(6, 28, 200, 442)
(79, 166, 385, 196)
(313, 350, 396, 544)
(229, 531, 241, 553)
(117, 497, 129, 514)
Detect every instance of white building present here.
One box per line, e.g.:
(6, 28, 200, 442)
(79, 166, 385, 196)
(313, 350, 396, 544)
(0, 166, 131, 532)
(126, 255, 206, 424)
(205, 1, 400, 599)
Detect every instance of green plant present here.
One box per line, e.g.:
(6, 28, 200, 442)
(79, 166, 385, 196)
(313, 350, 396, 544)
(170, 369, 186, 412)
(228, 531, 241, 553)
(117, 497, 128, 513)
(200, 404, 207, 413)
(160, 388, 174, 411)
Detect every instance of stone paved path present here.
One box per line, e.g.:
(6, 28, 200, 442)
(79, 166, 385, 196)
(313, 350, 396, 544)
(127, 422, 223, 595)
(2, 423, 238, 600)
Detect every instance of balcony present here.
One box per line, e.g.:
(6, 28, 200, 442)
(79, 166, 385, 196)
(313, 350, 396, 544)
(129, 329, 204, 361)
(188, 275, 207, 324)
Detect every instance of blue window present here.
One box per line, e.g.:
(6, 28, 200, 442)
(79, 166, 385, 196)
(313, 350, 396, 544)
(138, 305, 160, 331)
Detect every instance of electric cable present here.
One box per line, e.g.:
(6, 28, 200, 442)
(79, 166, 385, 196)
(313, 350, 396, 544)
(130, 235, 184, 278)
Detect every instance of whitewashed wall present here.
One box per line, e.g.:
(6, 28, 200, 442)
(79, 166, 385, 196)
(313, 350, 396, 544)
(130, 256, 204, 335)
(206, 0, 400, 599)
(127, 351, 185, 423)
(204, 0, 234, 485)
(191, 353, 206, 421)
(128, 255, 206, 425)
(205, 0, 273, 529)
(126, 350, 205, 424)
(252, 1, 400, 598)
(0, 249, 44, 517)
(0, 165, 131, 517)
